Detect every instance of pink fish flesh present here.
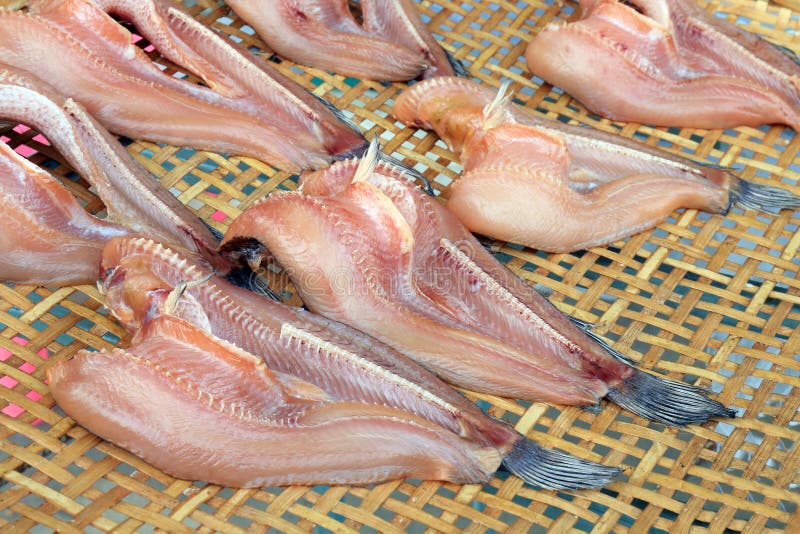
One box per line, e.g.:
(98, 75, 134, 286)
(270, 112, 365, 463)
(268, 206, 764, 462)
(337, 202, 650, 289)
(0, 0, 365, 171)
(225, 0, 460, 80)
(87, 235, 621, 488)
(221, 146, 735, 426)
(0, 139, 129, 285)
(525, 0, 800, 130)
(393, 77, 800, 252)
(0, 66, 224, 273)
(49, 309, 503, 487)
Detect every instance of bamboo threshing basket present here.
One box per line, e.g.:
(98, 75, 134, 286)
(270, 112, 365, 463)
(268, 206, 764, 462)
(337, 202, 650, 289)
(1, 0, 798, 531)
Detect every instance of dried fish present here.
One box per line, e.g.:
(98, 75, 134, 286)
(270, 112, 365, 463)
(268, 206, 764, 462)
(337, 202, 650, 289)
(526, 0, 800, 129)
(0, 0, 366, 171)
(79, 235, 621, 488)
(393, 77, 800, 252)
(221, 145, 735, 426)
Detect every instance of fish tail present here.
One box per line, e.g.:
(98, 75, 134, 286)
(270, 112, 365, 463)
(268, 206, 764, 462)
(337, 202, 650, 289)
(607, 369, 736, 427)
(502, 435, 621, 490)
(729, 177, 800, 214)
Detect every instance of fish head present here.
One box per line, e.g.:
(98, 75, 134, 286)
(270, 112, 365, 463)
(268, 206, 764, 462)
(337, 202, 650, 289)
(217, 235, 270, 273)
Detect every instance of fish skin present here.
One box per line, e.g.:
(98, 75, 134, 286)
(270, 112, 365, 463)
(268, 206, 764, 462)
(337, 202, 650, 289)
(392, 77, 797, 252)
(1, 0, 365, 171)
(224, 0, 453, 80)
(223, 159, 625, 404)
(0, 67, 224, 272)
(48, 311, 501, 487)
(99, 236, 621, 487)
(525, 0, 800, 130)
(0, 141, 129, 286)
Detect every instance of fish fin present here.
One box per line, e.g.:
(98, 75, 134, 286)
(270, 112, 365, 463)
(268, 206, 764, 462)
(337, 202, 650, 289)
(444, 49, 470, 78)
(377, 152, 436, 196)
(729, 178, 800, 215)
(502, 436, 621, 490)
(770, 42, 800, 67)
(607, 369, 736, 427)
(532, 283, 553, 298)
(567, 315, 593, 330)
(218, 236, 281, 300)
(223, 265, 282, 302)
(567, 318, 638, 366)
(482, 80, 513, 130)
(333, 141, 371, 162)
(307, 92, 364, 136)
(202, 220, 224, 241)
(352, 136, 380, 183)
(693, 160, 735, 172)
(164, 283, 188, 316)
(581, 403, 604, 414)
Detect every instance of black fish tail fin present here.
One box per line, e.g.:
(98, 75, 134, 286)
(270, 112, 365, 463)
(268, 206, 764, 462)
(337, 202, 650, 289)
(730, 178, 800, 214)
(502, 436, 621, 490)
(607, 369, 736, 427)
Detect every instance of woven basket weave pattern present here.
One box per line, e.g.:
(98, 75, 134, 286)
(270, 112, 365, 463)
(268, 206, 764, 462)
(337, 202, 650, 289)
(0, 0, 798, 531)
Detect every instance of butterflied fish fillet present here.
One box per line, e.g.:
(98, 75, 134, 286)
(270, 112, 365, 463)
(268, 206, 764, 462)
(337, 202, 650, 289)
(0, 0, 365, 171)
(0, 140, 129, 285)
(49, 310, 503, 487)
(0, 67, 224, 272)
(525, 0, 800, 130)
(93, 236, 620, 489)
(393, 77, 800, 252)
(221, 144, 735, 426)
(225, 0, 459, 80)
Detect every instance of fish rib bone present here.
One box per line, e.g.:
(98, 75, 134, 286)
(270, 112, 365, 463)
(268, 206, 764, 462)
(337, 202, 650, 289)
(279, 323, 459, 417)
(352, 136, 380, 183)
(563, 23, 672, 81)
(688, 16, 797, 88)
(164, 6, 318, 118)
(129, 237, 205, 280)
(438, 238, 580, 353)
(16, 12, 244, 114)
(481, 80, 513, 130)
(125, 341, 297, 424)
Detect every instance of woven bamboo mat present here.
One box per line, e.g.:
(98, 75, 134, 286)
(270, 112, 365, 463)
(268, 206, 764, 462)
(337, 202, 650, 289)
(1, 0, 799, 531)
